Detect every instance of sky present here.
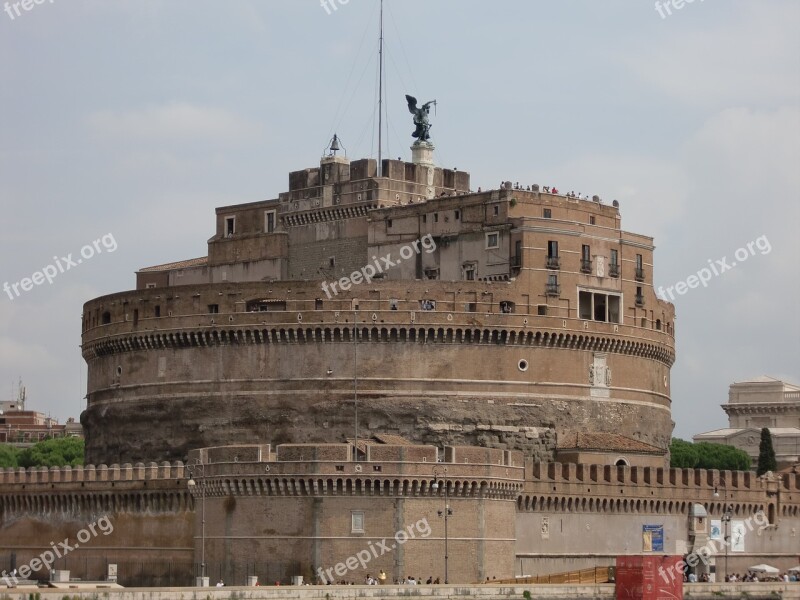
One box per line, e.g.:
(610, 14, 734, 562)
(0, 0, 798, 441)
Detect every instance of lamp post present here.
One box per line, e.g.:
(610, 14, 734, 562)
(431, 467, 452, 584)
(713, 481, 730, 582)
(187, 460, 207, 586)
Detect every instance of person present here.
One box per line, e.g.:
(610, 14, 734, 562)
(378, 570, 387, 585)
(426, 576, 433, 584)
(216, 580, 225, 587)
(688, 572, 697, 583)
(433, 577, 440, 584)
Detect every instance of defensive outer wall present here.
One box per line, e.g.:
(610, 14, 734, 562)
(1, 444, 798, 586)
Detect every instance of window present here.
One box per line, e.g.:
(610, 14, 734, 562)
(636, 286, 645, 307)
(610, 249, 620, 277)
(133, 309, 139, 326)
(145, 282, 157, 289)
(389, 299, 399, 310)
(493, 205, 499, 216)
(315, 299, 323, 310)
(387, 219, 393, 228)
(543, 208, 552, 219)
(465, 302, 477, 312)
(537, 305, 547, 316)
(225, 217, 235, 237)
(579, 290, 621, 323)
(329, 257, 335, 268)
(265, 210, 276, 233)
(434, 213, 439, 223)
(486, 232, 499, 249)
(102, 311, 111, 324)
(455, 210, 460, 220)
(546, 241, 560, 269)
(546, 274, 559, 296)
(247, 300, 287, 312)
(422, 214, 427, 223)
(581, 245, 592, 273)
(155, 305, 161, 317)
(464, 265, 476, 280)
(590, 216, 596, 225)
(499, 301, 515, 314)
(208, 304, 219, 314)
(351, 511, 365, 534)
(420, 299, 436, 311)
(635, 254, 644, 281)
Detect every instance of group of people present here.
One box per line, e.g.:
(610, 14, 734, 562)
(398, 575, 441, 584)
(726, 571, 798, 582)
(686, 571, 799, 583)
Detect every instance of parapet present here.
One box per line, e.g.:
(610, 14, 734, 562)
(529, 462, 799, 493)
(0, 461, 186, 485)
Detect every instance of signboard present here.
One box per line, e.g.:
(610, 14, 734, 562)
(643, 525, 664, 552)
(730, 520, 746, 552)
(710, 519, 722, 541)
(616, 555, 683, 600)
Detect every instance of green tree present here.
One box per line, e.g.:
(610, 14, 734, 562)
(756, 427, 777, 476)
(669, 438, 698, 468)
(669, 438, 751, 471)
(18, 437, 84, 468)
(0, 444, 21, 468)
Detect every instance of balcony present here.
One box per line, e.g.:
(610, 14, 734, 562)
(635, 267, 645, 281)
(546, 256, 560, 270)
(635, 294, 645, 307)
(609, 263, 620, 278)
(545, 283, 561, 297)
(580, 259, 592, 274)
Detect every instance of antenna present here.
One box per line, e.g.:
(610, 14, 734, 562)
(377, 0, 385, 177)
(353, 306, 358, 460)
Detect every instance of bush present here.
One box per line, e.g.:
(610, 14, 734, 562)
(0, 444, 21, 468)
(17, 437, 85, 468)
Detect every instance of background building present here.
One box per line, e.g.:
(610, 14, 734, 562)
(694, 377, 800, 470)
(0, 382, 83, 447)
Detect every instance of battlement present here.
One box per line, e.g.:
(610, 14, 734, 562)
(0, 461, 186, 485)
(2, 457, 794, 495)
(528, 462, 799, 493)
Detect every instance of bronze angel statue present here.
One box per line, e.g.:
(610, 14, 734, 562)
(405, 94, 436, 143)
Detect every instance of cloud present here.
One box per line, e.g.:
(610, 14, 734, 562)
(623, 3, 800, 108)
(87, 103, 262, 145)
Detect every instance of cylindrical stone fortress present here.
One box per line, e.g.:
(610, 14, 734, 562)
(81, 156, 675, 465)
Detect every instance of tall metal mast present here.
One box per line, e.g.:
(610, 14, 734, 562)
(377, 0, 384, 177)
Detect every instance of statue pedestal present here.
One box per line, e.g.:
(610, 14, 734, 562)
(411, 141, 435, 167)
(411, 142, 436, 200)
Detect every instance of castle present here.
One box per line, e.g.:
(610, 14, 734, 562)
(80, 144, 674, 466)
(1, 145, 797, 586)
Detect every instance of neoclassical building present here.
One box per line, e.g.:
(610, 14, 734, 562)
(80, 147, 675, 466)
(695, 376, 800, 469)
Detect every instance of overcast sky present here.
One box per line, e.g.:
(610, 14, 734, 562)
(1, 0, 798, 441)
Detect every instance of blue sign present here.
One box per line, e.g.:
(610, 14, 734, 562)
(643, 524, 664, 552)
